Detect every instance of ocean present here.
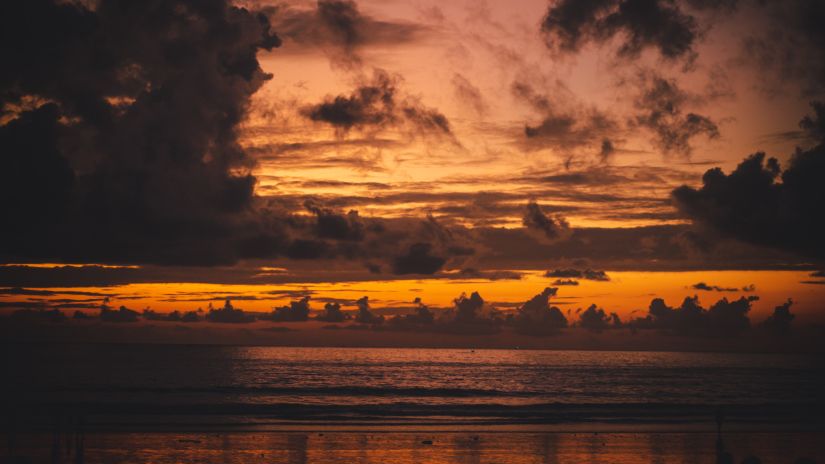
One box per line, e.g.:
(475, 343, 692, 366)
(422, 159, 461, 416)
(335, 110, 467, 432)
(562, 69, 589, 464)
(2, 345, 824, 462)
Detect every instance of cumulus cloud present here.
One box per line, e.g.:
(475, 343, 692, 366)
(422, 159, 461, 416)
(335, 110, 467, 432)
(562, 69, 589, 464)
(760, 299, 795, 334)
(629, 294, 756, 336)
(388, 297, 435, 328)
(354, 296, 383, 324)
(540, 0, 700, 62)
(267, 296, 311, 322)
(316, 302, 348, 322)
(578, 304, 622, 332)
(514, 287, 568, 335)
(206, 300, 255, 323)
(673, 102, 825, 260)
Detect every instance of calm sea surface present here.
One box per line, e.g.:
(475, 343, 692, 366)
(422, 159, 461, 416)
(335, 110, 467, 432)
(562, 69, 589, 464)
(4, 344, 823, 430)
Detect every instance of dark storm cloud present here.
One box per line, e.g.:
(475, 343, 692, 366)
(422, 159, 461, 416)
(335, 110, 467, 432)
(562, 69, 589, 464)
(629, 295, 756, 336)
(264, 0, 426, 68)
(672, 102, 825, 260)
(302, 69, 452, 136)
(523, 201, 571, 242)
(632, 73, 719, 155)
(315, 301, 348, 322)
(0, 0, 288, 266)
(540, 0, 700, 62)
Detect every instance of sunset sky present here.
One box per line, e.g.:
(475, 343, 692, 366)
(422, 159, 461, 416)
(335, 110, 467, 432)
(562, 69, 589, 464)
(1, 0, 824, 330)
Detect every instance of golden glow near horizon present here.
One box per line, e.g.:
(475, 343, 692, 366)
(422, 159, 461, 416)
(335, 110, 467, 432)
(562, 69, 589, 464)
(3, 270, 823, 323)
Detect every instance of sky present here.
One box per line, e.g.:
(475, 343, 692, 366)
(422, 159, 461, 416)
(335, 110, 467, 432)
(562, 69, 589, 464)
(1, 0, 824, 343)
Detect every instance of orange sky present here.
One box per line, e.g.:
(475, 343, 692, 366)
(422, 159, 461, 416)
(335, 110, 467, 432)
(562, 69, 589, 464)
(2, 0, 824, 333)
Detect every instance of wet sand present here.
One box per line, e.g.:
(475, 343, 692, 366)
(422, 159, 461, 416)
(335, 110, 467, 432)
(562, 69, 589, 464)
(6, 431, 825, 464)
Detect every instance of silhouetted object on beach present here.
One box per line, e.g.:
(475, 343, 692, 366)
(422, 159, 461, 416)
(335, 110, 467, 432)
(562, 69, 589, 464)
(715, 408, 734, 464)
(206, 300, 254, 323)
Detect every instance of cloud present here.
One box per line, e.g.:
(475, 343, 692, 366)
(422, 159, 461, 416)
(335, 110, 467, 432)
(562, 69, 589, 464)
(316, 301, 348, 322)
(692, 282, 755, 292)
(540, 0, 700, 62)
(629, 294, 756, 336)
(514, 287, 568, 335)
(267, 296, 311, 322)
(452, 74, 488, 116)
(302, 69, 452, 137)
(523, 201, 571, 242)
(632, 72, 719, 155)
(0, 0, 286, 266)
(512, 81, 618, 156)
(264, 0, 426, 69)
(741, 0, 825, 96)
(673, 102, 825, 260)
(354, 296, 384, 324)
(552, 278, 580, 285)
(545, 268, 610, 281)
(387, 298, 435, 328)
(305, 201, 365, 241)
(760, 299, 795, 334)
(206, 300, 255, 323)
(391, 243, 446, 275)
(100, 303, 140, 323)
(578, 304, 622, 332)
